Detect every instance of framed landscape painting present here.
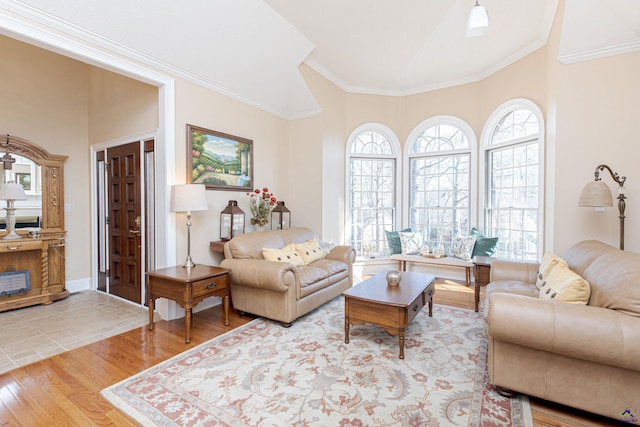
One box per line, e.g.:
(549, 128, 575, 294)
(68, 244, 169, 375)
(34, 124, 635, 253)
(187, 125, 253, 191)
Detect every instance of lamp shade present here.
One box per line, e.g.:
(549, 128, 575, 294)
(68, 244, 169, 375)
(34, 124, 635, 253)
(171, 184, 208, 213)
(466, 1, 489, 37)
(578, 181, 613, 207)
(0, 182, 27, 201)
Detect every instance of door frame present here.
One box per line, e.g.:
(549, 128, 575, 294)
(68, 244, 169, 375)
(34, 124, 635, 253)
(90, 131, 155, 305)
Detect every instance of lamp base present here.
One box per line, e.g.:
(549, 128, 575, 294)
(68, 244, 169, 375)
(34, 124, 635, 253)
(182, 256, 196, 269)
(3, 229, 22, 240)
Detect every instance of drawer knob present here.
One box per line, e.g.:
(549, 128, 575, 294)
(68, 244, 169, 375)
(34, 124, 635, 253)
(413, 304, 418, 312)
(206, 282, 216, 290)
(6, 244, 22, 251)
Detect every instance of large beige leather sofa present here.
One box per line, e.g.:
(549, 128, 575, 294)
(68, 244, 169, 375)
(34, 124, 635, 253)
(221, 227, 355, 326)
(484, 240, 640, 424)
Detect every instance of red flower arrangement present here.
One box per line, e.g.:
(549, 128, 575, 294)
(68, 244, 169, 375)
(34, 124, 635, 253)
(246, 187, 277, 226)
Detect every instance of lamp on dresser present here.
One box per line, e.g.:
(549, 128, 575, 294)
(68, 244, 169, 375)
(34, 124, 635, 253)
(0, 181, 27, 240)
(171, 184, 208, 268)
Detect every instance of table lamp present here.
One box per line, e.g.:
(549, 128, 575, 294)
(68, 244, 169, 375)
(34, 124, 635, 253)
(0, 181, 28, 240)
(171, 184, 208, 267)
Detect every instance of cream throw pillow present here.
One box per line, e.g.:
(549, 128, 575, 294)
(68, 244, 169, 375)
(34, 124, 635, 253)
(262, 243, 304, 266)
(536, 252, 567, 289)
(539, 263, 590, 304)
(451, 235, 477, 261)
(399, 231, 422, 255)
(295, 237, 326, 265)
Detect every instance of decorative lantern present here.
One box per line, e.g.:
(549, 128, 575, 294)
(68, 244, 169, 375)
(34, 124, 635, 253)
(270, 201, 291, 230)
(220, 200, 245, 241)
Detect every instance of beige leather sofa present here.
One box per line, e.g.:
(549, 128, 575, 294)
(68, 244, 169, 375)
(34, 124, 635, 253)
(484, 240, 640, 424)
(220, 227, 355, 326)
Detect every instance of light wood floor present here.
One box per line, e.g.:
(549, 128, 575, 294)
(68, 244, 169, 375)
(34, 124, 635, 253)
(0, 281, 623, 426)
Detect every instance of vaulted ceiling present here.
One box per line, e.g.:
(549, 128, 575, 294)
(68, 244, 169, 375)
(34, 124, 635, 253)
(0, 0, 639, 119)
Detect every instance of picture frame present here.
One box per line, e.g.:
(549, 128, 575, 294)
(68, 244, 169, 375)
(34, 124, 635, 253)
(187, 124, 253, 191)
(15, 172, 31, 191)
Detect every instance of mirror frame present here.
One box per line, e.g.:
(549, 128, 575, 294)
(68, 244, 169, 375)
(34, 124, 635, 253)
(0, 135, 67, 236)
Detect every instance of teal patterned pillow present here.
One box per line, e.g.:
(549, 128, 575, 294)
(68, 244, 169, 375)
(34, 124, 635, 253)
(451, 235, 477, 261)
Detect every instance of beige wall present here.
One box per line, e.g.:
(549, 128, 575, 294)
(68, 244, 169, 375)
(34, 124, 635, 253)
(554, 51, 640, 254)
(88, 67, 158, 143)
(0, 35, 89, 281)
(174, 78, 290, 267)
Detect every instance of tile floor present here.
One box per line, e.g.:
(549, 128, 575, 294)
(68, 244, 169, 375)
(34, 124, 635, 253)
(0, 290, 152, 375)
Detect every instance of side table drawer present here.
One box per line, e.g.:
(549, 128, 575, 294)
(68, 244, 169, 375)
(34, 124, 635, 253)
(407, 292, 426, 323)
(192, 275, 227, 298)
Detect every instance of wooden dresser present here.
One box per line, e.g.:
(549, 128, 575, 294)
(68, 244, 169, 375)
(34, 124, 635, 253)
(0, 135, 67, 312)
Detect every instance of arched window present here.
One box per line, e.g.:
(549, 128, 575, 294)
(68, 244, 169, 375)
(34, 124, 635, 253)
(406, 117, 475, 252)
(482, 99, 544, 260)
(346, 124, 400, 257)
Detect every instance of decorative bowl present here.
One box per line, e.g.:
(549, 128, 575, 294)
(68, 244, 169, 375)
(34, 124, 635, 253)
(386, 270, 401, 286)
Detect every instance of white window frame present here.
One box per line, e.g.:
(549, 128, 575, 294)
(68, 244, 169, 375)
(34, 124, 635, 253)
(479, 98, 545, 260)
(404, 116, 477, 249)
(346, 123, 402, 258)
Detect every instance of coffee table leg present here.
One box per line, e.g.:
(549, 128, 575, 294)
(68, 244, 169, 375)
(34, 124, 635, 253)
(399, 333, 405, 359)
(344, 298, 350, 343)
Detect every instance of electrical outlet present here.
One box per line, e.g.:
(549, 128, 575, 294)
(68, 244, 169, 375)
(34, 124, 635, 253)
(64, 203, 71, 212)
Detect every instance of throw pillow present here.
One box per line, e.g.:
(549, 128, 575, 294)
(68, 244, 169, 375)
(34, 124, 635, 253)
(398, 231, 422, 255)
(536, 252, 567, 290)
(295, 237, 326, 265)
(470, 227, 499, 258)
(385, 228, 411, 255)
(539, 263, 590, 304)
(262, 243, 304, 266)
(451, 235, 477, 261)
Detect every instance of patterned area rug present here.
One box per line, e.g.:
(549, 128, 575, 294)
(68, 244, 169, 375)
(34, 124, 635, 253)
(102, 298, 532, 426)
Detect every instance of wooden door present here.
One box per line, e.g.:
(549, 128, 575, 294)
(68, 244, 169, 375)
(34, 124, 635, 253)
(108, 141, 142, 303)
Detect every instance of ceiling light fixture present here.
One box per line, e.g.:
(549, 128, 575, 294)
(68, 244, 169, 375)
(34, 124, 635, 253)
(466, 0, 489, 37)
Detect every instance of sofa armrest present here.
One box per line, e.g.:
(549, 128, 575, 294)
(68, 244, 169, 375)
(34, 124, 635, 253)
(220, 258, 295, 292)
(486, 292, 640, 371)
(325, 245, 356, 265)
(490, 260, 539, 283)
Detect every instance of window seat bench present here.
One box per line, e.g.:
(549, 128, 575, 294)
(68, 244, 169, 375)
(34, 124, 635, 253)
(390, 254, 473, 285)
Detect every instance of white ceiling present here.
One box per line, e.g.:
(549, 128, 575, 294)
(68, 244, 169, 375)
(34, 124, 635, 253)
(0, 0, 639, 119)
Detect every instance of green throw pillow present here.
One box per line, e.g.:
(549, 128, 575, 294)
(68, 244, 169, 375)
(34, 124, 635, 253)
(385, 228, 411, 255)
(470, 227, 498, 257)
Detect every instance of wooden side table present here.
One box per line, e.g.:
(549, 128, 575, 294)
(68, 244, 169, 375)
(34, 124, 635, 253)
(472, 256, 494, 312)
(146, 264, 231, 343)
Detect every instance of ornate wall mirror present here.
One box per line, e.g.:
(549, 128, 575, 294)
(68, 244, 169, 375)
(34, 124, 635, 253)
(0, 134, 66, 235)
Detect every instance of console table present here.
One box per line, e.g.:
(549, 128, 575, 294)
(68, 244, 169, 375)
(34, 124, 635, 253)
(146, 264, 231, 344)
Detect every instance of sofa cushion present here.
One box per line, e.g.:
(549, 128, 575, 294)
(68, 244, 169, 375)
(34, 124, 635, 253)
(536, 252, 567, 290)
(539, 263, 590, 304)
(399, 231, 422, 255)
(295, 237, 326, 265)
(583, 250, 640, 317)
(451, 235, 476, 261)
(261, 243, 304, 266)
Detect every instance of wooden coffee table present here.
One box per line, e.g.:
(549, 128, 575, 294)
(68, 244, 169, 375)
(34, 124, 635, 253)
(343, 271, 435, 359)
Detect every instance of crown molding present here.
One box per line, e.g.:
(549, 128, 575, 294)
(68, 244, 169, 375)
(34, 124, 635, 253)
(558, 40, 640, 65)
